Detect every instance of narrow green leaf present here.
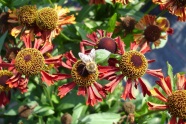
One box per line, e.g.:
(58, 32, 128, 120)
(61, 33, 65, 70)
(95, 49, 111, 64)
(76, 5, 94, 22)
(0, 31, 8, 53)
(107, 13, 117, 32)
(72, 103, 88, 124)
(80, 113, 120, 124)
(34, 106, 54, 116)
(167, 62, 174, 90)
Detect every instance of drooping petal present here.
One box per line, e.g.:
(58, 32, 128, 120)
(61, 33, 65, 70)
(115, 36, 125, 55)
(151, 88, 167, 102)
(58, 82, 76, 98)
(168, 116, 177, 124)
(77, 86, 86, 96)
(104, 74, 123, 93)
(21, 33, 32, 48)
(86, 86, 102, 106)
(147, 102, 168, 110)
(93, 82, 106, 98)
(156, 77, 172, 96)
(138, 78, 151, 96)
(146, 69, 163, 78)
(53, 73, 71, 80)
(6, 73, 22, 88)
(34, 38, 44, 50)
(40, 41, 53, 54)
(121, 79, 133, 100)
(0, 91, 10, 106)
(176, 73, 186, 90)
(41, 71, 58, 86)
(80, 40, 97, 53)
(140, 42, 151, 54)
(45, 55, 63, 65)
(65, 51, 77, 64)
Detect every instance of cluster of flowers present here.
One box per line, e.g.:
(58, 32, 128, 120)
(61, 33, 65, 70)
(0, 1, 186, 123)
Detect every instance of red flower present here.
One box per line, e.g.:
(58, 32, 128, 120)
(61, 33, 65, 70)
(152, 0, 186, 21)
(80, 29, 125, 54)
(99, 41, 163, 100)
(0, 33, 63, 92)
(134, 15, 173, 47)
(147, 74, 186, 124)
(58, 49, 106, 106)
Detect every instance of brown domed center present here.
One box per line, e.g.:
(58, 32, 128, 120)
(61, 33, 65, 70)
(97, 37, 117, 53)
(167, 90, 186, 119)
(131, 55, 143, 67)
(24, 55, 31, 62)
(144, 25, 161, 42)
(176, 0, 186, 7)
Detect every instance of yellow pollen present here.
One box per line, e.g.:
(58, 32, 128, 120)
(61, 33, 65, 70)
(18, 5, 37, 26)
(119, 51, 148, 79)
(71, 60, 98, 87)
(167, 90, 186, 119)
(36, 7, 58, 30)
(15, 48, 45, 76)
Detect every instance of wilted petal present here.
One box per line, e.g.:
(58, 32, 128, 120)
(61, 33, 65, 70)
(138, 78, 151, 96)
(121, 79, 133, 100)
(11, 26, 22, 37)
(176, 73, 186, 90)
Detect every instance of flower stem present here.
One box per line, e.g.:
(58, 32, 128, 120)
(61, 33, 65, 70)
(48, 0, 54, 7)
(42, 85, 54, 108)
(60, 32, 80, 42)
(157, 10, 168, 17)
(145, 4, 158, 14)
(137, 110, 162, 119)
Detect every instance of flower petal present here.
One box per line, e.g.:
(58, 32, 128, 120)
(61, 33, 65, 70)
(77, 86, 86, 96)
(104, 74, 123, 93)
(176, 73, 186, 90)
(58, 82, 76, 98)
(146, 69, 163, 78)
(151, 88, 167, 102)
(156, 77, 172, 96)
(168, 116, 177, 124)
(147, 102, 168, 111)
(41, 71, 58, 86)
(138, 78, 151, 96)
(121, 79, 134, 100)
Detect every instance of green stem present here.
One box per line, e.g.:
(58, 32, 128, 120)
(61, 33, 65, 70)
(60, 32, 80, 42)
(48, 0, 54, 7)
(157, 10, 168, 17)
(137, 110, 162, 119)
(0, 0, 7, 5)
(145, 4, 158, 14)
(42, 85, 54, 108)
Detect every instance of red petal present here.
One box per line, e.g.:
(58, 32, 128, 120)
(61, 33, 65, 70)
(58, 82, 76, 98)
(104, 74, 123, 93)
(176, 73, 186, 90)
(80, 40, 96, 53)
(146, 69, 163, 78)
(6, 73, 22, 88)
(151, 88, 167, 102)
(45, 55, 63, 65)
(115, 36, 125, 55)
(138, 78, 151, 96)
(168, 116, 177, 124)
(34, 38, 44, 50)
(93, 82, 106, 98)
(65, 51, 77, 63)
(21, 33, 32, 48)
(0, 92, 10, 106)
(147, 102, 167, 110)
(156, 77, 172, 96)
(40, 41, 53, 54)
(121, 79, 133, 100)
(54, 73, 71, 80)
(77, 86, 86, 96)
(140, 42, 150, 54)
(41, 71, 58, 86)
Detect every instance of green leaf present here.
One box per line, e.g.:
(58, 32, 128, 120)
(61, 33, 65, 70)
(0, 31, 8, 53)
(76, 5, 94, 22)
(72, 103, 88, 124)
(167, 62, 174, 90)
(4, 109, 17, 116)
(95, 49, 111, 64)
(106, 13, 117, 32)
(80, 113, 120, 124)
(34, 106, 54, 116)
